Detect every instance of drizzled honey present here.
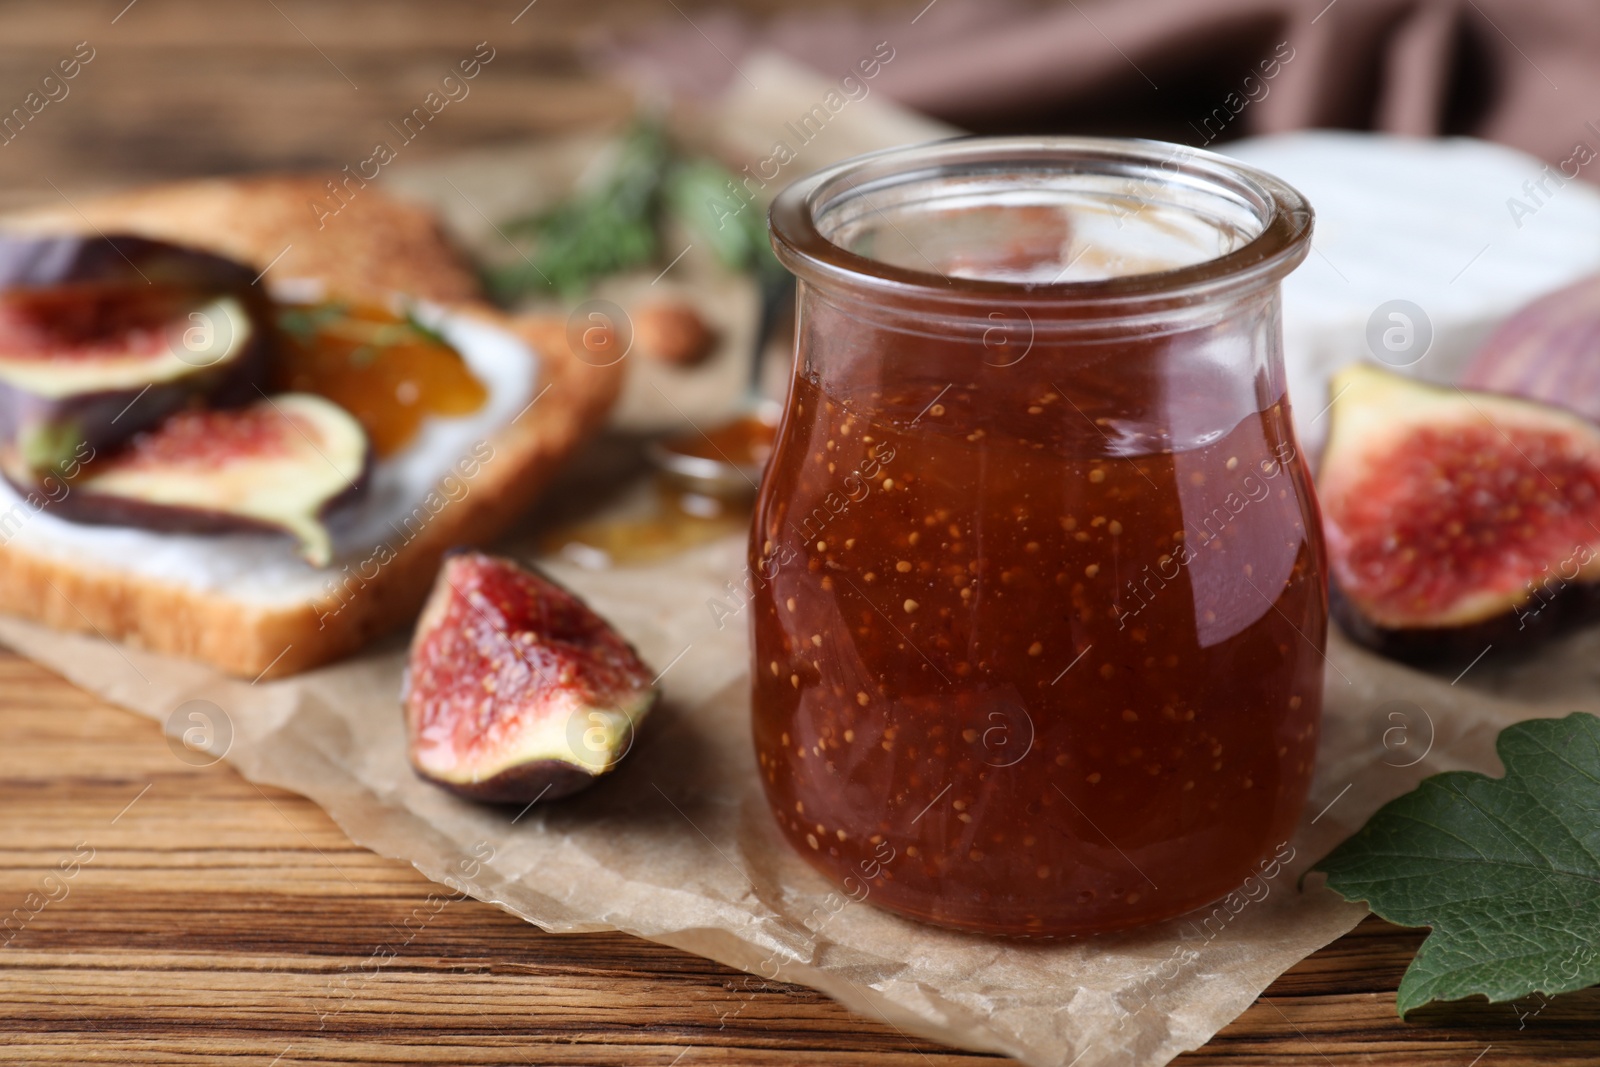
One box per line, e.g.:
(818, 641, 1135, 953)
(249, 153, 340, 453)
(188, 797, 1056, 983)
(273, 300, 486, 457)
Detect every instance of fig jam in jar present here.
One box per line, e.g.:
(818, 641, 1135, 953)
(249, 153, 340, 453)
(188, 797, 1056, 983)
(752, 137, 1324, 936)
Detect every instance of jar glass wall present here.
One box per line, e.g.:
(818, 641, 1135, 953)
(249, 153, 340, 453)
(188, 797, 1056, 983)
(753, 137, 1323, 937)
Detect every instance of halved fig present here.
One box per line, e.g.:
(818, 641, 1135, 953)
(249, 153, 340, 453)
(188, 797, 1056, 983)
(1320, 363, 1600, 660)
(402, 552, 657, 804)
(0, 233, 270, 485)
(52, 393, 369, 566)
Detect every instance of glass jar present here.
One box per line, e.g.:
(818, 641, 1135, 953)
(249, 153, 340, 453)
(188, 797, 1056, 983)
(751, 136, 1323, 937)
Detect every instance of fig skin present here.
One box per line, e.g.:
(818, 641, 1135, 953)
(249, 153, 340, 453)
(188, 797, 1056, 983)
(1461, 273, 1600, 424)
(45, 393, 371, 566)
(1319, 363, 1600, 662)
(1329, 580, 1600, 663)
(0, 232, 259, 293)
(0, 233, 273, 484)
(422, 757, 607, 806)
(402, 552, 658, 805)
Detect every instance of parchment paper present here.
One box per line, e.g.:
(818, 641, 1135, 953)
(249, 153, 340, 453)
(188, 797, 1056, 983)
(5, 517, 1598, 1065)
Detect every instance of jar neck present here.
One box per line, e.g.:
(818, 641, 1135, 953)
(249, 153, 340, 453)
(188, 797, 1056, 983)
(792, 271, 1286, 348)
(769, 135, 1312, 331)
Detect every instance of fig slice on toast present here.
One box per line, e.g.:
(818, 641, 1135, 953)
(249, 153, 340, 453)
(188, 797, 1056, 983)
(402, 552, 658, 804)
(1320, 363, 1600, 660)
(53, 392, 369, 566)
(0, 233, 271, 484)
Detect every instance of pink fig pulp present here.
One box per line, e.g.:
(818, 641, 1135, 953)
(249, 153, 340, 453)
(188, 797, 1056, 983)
(1319, 364, 1600, 660)
(402, 552, 657, 803)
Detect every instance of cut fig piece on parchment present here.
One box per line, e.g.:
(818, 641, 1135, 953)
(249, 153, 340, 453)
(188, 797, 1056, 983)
(52, 392, 370, 566)
(402, 552, 658, 804)
(1319, 363, 1600, 661)
(0, 233, 271, 484)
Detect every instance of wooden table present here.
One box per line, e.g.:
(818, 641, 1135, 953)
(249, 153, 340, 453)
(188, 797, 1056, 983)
(2, 652, 1597, 1064)
(0, 3, 1596, 1061)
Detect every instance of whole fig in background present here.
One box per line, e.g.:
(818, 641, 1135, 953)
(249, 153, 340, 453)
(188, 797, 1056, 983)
(1461, 273, 1600, 423)
(1319, 363, 1600, 661)
(403, 552, 657, 804)
(0, 233, 271, 486)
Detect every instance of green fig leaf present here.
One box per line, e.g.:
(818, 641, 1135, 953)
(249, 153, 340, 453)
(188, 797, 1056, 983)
(1314, 712, 1600, 1016)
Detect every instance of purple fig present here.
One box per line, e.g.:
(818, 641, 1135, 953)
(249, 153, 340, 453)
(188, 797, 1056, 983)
(53, 392, 370, 566)
(0, 233, 271, 485)
(1320, 363, 1600, 660)
(1461, 273, 1600, 423)
(402, 552, 658, 804)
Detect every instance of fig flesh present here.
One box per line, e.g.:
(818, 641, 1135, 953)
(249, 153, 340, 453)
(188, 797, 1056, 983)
(0, 233, 270, 485)
(53, 392, 370, 566)
(1320, 363, 1600, 660)
(402, 552, 657, 804)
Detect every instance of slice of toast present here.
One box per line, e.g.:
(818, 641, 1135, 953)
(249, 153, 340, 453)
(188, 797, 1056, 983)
(0, 176, 621, 679)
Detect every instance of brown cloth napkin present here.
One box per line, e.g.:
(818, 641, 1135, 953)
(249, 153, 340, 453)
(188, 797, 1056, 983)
(601, 0, 1598, 166)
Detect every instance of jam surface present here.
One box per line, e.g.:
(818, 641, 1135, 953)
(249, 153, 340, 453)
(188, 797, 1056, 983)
(751, 360, 1325, 935)
(274, 300, 486, 457)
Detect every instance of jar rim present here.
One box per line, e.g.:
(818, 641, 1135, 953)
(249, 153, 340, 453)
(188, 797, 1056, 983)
(767, 135, 1313, 314)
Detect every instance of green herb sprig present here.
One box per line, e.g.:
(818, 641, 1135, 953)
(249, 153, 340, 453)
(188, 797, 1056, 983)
(489, 120, 781, 303)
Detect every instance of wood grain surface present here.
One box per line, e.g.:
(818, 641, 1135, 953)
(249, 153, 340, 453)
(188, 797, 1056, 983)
(0, 0, 1252, 214)
(1, 650, 1597, 1065)
(0, 0, 925, 212)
